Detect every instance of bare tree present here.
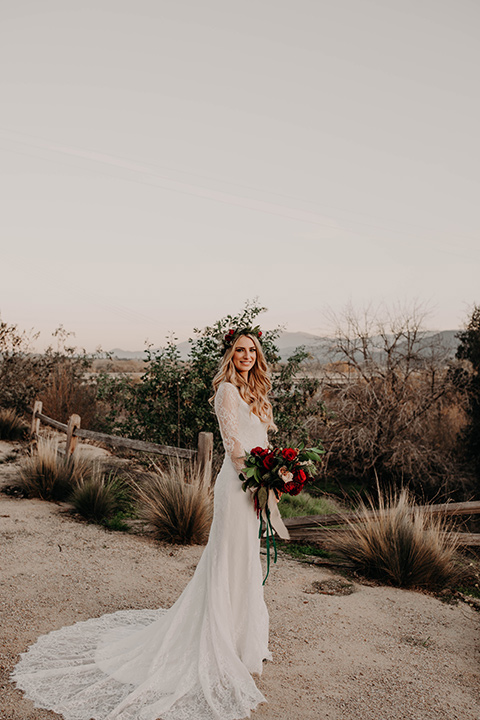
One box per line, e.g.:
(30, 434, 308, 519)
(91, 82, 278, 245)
(317, 303, 469, 497)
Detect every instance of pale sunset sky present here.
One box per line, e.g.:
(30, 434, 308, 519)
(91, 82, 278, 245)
(0, 0, 479, 351)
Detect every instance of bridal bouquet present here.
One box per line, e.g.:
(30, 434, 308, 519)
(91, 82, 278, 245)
(240, 443, 324, 583)
(240, 443, 324, 511)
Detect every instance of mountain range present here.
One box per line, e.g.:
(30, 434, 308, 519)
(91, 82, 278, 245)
(110, 330, 460, 363)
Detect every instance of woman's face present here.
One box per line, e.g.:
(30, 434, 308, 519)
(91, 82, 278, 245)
(232, 335, 257, 378)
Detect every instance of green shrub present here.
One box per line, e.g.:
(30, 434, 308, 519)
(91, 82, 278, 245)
(96, 300, 325, 453)
(331, 488, 464, 589)
(133, 458, 213, 545)
(278, 491, 338, 518)
(71, 467, 132, 524)
(0, 408, 27, 440)
(103, 513, 131, 532)
(18, 438, 91, 501)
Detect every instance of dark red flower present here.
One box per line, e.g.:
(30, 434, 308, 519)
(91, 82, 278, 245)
(262, 453, 276, 470)
(289, 484, 303, 496)
(258, 331, 262, 337)
(294, 468, 307, 483)
(251, 447, 265, 456)
(282, 447, 298, 462)
(283, 480, 303, 496)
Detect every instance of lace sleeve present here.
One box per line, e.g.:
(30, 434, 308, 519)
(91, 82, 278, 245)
(214, 383, 246, 473)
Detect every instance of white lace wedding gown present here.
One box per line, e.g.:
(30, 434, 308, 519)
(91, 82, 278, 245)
(12, 382, 272, 720)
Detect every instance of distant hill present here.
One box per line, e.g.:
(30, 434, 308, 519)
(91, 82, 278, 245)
(109, 330, 460, 363)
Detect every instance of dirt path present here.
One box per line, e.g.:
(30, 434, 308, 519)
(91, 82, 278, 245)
(0, 442, 479, 720)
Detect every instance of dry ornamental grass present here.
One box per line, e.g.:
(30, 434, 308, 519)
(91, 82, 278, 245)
(0, 408, 27, 441)
(133, 458, 213, 545)
(331, 488, 464, 589)
(71, 466, 131, 523)
(18, 437, 92, 501)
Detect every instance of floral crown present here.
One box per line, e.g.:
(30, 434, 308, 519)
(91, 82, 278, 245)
(222, 325, 263, 354)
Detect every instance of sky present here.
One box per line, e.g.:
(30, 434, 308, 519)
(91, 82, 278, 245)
(1, 0, 479, 352)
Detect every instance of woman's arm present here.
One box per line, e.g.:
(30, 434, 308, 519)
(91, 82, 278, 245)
(214, 383, 247, 474)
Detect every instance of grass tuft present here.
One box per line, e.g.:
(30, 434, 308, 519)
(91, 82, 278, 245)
(0, 408, 27, 441)
(278, 491, 338, 518)
(330, 487, 464, 589)
(18, 438, 91, 501)
(70, 467, 132, 524)
(279, 542, 332, 560)
(133, 458, 213, 545)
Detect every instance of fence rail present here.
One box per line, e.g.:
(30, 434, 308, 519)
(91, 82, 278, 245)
(31, 400, 213, 482)
(283, 501, 480, 530)
(283, 501, 480, 547)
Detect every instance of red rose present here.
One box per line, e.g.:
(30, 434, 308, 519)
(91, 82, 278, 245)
(263, 453, 276, 470)
(284, 480, 303, 496)
(282, 448, 298, 462)
(289, 484, 303, 496)
(258, 331, 262, 337)
(294, 469, 307, 483)
(251, 447, 265, 457)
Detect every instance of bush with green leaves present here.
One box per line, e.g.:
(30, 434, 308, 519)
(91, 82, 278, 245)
(96, 300, 325, 454)
(455, 304, 480, 483)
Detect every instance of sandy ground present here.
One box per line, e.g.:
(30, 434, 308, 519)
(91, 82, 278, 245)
(0, 440, 479, 720)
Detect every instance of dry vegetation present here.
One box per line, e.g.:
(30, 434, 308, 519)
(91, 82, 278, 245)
(18, 438, 93, 501)
(305, 305, 471, 497)
(331, 488, 465, 589)
(0, 408, 27, 441)
(39, 362, 98, 428)
(132, 458, 214, 545)
(92, 357, 146, 374)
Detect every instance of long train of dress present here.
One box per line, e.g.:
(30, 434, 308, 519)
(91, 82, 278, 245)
(11, 382, 271, 720)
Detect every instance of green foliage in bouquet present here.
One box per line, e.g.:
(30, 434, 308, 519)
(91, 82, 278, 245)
(241, 444, 325, 500)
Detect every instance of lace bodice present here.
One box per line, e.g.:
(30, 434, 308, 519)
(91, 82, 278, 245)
(214, 382, 268, 472)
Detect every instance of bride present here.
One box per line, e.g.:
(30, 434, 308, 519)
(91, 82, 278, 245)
(12, 327, 277, 720)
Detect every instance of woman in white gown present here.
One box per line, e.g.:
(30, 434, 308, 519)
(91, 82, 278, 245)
(12, 329, 276, 720)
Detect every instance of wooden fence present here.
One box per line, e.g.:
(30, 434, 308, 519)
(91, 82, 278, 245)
(30, 400, 213, 483)
(28, 401, 480, 546)
(283, 502, 480, 547)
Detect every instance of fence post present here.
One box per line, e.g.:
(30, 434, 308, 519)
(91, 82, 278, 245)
(66, 414, 81, 455)
(197, 431, 213, 484)
(31, 400, 43, 438)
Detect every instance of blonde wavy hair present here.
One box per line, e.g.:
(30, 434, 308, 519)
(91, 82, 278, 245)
(211, 334, 276, 430)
